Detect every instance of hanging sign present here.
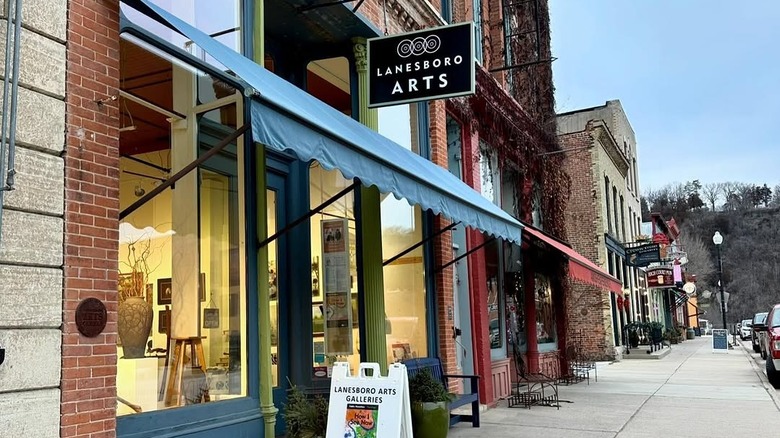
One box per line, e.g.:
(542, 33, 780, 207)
(367, 21, 475, 108)
(646, 267, 674, 289)
(322, 219, 353, 355)
(326, 362, 413, 438)
(625, 243, 660, 267)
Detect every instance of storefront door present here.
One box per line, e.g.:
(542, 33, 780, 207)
(266, 168, 291, 436)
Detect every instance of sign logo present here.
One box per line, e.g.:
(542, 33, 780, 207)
(397, 35, 441, 57)
(367, 22, 475, 108)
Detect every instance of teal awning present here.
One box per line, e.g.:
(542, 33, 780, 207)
(123, 0, 523, 243)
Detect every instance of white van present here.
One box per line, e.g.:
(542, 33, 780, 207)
(699, 319, 712, 335)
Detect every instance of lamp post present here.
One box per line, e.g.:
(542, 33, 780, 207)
(713, 231, 727, 330)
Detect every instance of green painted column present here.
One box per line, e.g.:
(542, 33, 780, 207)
(352, 38, 387, 373)
(252, 2, 278, 436)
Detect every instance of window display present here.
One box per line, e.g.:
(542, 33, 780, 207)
(117, 39, 246, 415)
(310, 163, 359, 375)
(535, 274, 555, 345)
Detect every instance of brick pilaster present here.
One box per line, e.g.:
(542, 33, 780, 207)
(62, 0, 121, 437)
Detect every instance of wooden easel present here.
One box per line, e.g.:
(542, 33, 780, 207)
(162, 337, 210, 407)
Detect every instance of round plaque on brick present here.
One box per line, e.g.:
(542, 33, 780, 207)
(75, 297, 107, 338)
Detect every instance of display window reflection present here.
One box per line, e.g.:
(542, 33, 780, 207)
(378, 104, 428, 364)
(116, 39, 246, 415)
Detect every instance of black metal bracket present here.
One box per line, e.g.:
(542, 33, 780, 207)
(258, 181, 359, 249)
(119, 123, 249, 220)
(298, 0, 365, 13)
(0, 347, 5, 366)
(383, 221, 459, 266)
(436, 237, 496, 272)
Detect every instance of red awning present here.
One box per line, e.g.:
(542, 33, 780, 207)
(523, 226, 623, 295)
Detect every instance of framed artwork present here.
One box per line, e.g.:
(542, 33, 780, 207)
(156, 274, 205, 305)
(158, 309, 170, 334)
(312, 303, 324, 335)
(157, 278, 172, 305)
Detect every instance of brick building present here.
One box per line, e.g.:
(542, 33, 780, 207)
(558, 100, 646, 360)
(0, 1, 621, 437)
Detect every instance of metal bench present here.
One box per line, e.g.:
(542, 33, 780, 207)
(404, 357, 480, 427)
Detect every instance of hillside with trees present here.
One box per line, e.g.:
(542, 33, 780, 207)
(642, 181, 780, 328)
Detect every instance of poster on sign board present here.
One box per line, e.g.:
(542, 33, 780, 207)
(326, 362, 413, 438)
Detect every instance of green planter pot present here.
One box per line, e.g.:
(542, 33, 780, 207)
(411, 401, 449, 438)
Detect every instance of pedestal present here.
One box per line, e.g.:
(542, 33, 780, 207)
(117, 355, 159, 414)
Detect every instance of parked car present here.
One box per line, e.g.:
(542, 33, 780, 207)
(764, 304, 780, 388)
(740, 319, 752, 340)
(751, 312, 768, 354)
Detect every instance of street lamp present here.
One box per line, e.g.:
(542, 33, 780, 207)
(713, 231, 727, 330)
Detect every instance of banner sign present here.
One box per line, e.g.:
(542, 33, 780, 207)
(326, 362, 413, 438)
(322, 219, 353, 355)
(626, 243, 660, 267)
(367, 22, 475, 108)
(647, 267, 674, 289)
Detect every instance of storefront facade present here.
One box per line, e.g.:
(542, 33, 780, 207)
(54, 0, 524, 436)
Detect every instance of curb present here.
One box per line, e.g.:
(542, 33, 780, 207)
(737, 340, 780, 412)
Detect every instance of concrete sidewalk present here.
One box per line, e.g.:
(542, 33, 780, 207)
(450, 337, 780, 438)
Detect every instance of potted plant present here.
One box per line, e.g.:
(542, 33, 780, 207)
(408, 368, 453, 438)
(283, 384, 328, 438)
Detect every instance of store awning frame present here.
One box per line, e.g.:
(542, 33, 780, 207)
(123, 0, 524, 244)
(522, 225, 623, 295)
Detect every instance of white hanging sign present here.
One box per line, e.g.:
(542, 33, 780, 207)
(326, 362, 413, 438)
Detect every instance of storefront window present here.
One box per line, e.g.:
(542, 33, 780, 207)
(485, 238, 504, 358)
(121, 0, 242, 59)
(117, 36, 246, 414)
(504, 242, 525, 351)
(310, 164, 359, 375)
(479, 143, 499, 204)
(117, 100, 246, 414)
(535, 274, 555, 345)
(378, 104, 427, 363)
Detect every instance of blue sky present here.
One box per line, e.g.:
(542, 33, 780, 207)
(549, 0, 780, 193)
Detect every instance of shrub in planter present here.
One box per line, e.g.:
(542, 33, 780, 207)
(284, 385, 329, 438)
(409, 369, 453, 438)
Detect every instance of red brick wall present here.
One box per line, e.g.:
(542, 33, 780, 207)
(62, 0, 121, 437)
(559, 130, 613, 360)
(429, 100, 459, 383)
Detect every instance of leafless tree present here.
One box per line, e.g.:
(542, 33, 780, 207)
(679, 225, 714, 283)
(702, 183, 721, 211)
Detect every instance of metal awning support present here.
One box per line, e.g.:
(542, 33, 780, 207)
(119, 123, 249, 220)
(383, 221, 459, 266)
(258, 181, 359, 249)
(436, 236, 496, 272)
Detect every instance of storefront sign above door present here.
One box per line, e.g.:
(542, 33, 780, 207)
(625, 243, 661, 267)
(367, 22, 475, 108)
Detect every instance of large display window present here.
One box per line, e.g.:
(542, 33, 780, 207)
(116, 39, 246, 415)
(378, 104, 429, 364)
(309, 164, 360, 375)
